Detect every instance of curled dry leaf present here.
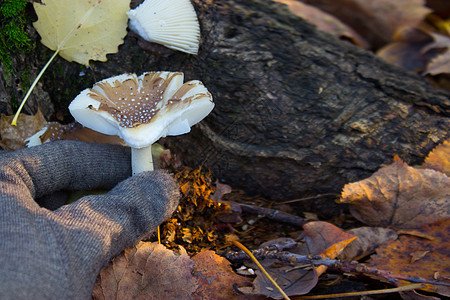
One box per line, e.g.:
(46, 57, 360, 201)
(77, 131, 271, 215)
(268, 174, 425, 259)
(422, 139, 450, 176)
(421, 33, 450, 75)
(274, 0, 369, 48)
(301, 0, 431, 48)
(92, 241, 198, 300)
(368, 219, 450, 297)
(338, 227, 398, 261)
(301, 221, 357, 275)
(377, 26, 433, 72)
(192, 250, 253, 300)
(339, 157, 450, 229)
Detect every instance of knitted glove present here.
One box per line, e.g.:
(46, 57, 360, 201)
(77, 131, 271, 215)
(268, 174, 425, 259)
(0, 140, 180, 299)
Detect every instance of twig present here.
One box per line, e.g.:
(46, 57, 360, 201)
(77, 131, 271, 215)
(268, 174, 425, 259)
(295, 283, 425, 299)
(228, 201, 307, 227)
(225, 250, 450, 288)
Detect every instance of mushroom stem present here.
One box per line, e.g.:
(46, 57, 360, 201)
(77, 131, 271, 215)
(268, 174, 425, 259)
(131, 145, 154, 175)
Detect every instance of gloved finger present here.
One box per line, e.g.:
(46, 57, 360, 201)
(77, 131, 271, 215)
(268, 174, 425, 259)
(0, 140, 131, 201)
(48, 170, 180, 299)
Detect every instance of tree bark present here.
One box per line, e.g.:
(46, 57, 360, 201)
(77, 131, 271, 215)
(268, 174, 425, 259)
(2, 0, 449, 204)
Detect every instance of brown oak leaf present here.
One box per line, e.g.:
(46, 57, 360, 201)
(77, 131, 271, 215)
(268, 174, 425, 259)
(92, 241, 198, 299)
(339, 157, 450, 229)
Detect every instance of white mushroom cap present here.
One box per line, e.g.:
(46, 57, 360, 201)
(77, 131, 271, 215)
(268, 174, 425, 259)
(69, 71, 214, 148)
(127, 0, 200, 55)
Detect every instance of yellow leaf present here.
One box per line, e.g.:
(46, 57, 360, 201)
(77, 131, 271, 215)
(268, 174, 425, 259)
(33, 0, 130, 65)
(12, 0, 130, 125)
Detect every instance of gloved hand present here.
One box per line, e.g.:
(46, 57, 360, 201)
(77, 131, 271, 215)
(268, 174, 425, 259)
(0, 140, 180, 299)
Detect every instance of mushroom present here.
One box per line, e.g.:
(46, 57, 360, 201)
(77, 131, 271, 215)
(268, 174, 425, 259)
(127, 0, 200, 55)
(68, 71, 214, 175)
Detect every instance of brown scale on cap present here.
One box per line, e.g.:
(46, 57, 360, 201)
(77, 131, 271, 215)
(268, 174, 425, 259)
(87, 72, 183, 128)
(39, 122, 124, 145)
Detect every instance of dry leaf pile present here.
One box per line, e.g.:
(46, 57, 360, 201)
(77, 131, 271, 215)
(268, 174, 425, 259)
(160, 167, 233, 254)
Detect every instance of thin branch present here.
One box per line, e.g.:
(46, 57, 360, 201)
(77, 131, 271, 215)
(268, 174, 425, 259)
(226, 201, 307, 227)
(225, 250, 450, 288)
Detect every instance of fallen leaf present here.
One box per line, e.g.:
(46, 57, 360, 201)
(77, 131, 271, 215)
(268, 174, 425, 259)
(301, 0, 431, 48)
(241, 222, 356, 299)
(239, 261, 318, 300)
(0, 110, 47, 150)
(338, 227, 398, 261)
(377, 26, 433, 72)
(192, 250, 253, 300)
(425, 50, 450, 75)
(368, 219, 450, 297)
(12, 0, 131, 125)
(275, 0, 369, 48)
(210, 180, 232, 202)
(339, 157, 450, 229)
(301, 221, 357, 275)
(92, 241, 198, 299)
(33, 0, 130, 65)
(421, 33, 450, 75)
(239, 238, 319, 299)
(422, 139, 450, 176)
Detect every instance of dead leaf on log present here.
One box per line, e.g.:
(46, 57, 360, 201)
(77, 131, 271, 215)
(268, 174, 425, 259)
(301, 0, 431, 48)
(377, 26, 433, 72)
(0, 110, 47, 150)
(339, 157, 450, 229)
(422, 139, 450, 175)
(338, 227, 398, 261)
(192, 250, 253, 300)
(274, 0, 369, 48)
(368, 219, 450, 297)
(92, 241, 198, 300)
(421, 32, 450, 75)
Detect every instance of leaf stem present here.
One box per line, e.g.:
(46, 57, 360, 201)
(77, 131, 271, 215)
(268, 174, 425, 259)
(296, 283, 425, 299)
(11, 49, 59, 126)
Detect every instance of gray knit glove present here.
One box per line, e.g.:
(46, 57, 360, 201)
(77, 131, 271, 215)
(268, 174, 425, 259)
(0, 140, 180, 299)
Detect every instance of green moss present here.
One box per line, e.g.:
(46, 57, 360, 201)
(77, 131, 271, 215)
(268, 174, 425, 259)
(0, 0, 32, 78)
